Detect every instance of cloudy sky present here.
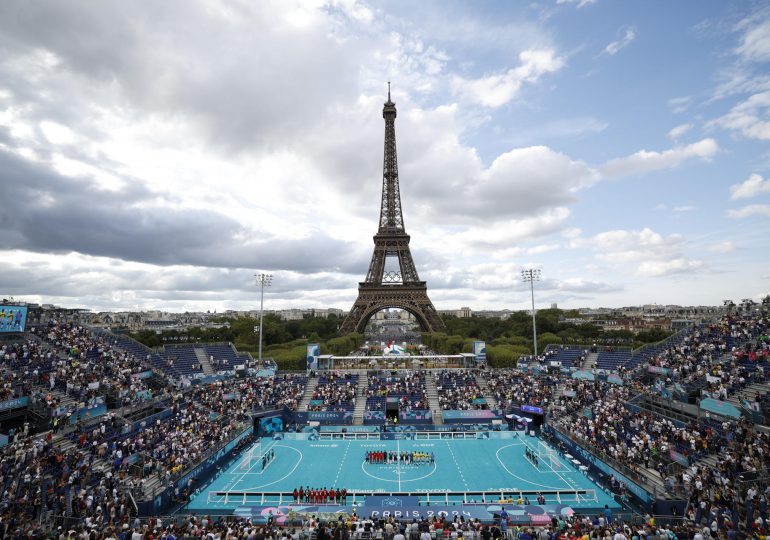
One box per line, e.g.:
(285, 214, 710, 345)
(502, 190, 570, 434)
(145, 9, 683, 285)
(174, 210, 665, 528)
(1, 0, 769, 313)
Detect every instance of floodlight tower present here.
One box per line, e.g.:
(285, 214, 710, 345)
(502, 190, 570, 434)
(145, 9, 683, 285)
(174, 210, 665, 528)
(256, 273, 273, 362)
(521, 268, 541, 358)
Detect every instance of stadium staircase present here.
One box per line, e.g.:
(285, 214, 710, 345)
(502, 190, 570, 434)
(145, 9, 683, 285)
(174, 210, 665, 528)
(297, 377, 319, 411)
(353, 372, 369, 425)
(426, 374, 443, 425)
(582, 352, 599, 370)
(474, 372, 498, 409)
(50, 388, 78, 411)
(725, 380, 768, 410)
(195, 348, 215, 375)
(638, 465, 668, 495)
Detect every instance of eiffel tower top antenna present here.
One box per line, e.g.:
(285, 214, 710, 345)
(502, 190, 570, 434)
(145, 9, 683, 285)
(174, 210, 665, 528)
(380, 82, 403, 232)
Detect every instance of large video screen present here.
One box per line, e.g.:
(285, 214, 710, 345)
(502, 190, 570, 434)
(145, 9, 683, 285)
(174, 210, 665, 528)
(0, 306, 27, 333)
(257, 416, 284, 436)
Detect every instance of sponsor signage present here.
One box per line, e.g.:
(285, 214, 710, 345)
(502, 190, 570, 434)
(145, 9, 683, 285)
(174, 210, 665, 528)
(306, 344, 320, 371)
(521, 404, 544, 415)
(647, 365, 671, 375)
(231, 503, 575, 524)
(0, 396, 28, 412)
(669, 448, 689, 466)
(551, 429, 652, 504)
(442, 409, 502, 423)
(699, 397, 741, 419)
(472, 341, 487, 362)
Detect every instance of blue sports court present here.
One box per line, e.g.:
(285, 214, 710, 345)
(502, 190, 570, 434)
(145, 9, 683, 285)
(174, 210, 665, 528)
(188, 433, 617, 514)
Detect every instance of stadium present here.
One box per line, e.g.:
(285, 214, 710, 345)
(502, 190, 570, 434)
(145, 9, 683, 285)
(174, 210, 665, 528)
(0, 301, 768, 540)
(2, 2, 770, 539)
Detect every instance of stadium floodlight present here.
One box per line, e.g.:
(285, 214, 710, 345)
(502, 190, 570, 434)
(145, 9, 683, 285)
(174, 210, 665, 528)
(521, 268, 541, 359)
(256, 273, 273, 362)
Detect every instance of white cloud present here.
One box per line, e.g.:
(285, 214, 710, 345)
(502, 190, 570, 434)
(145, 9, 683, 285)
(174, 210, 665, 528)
(710, 91, 770, 140)
(444, 207, 572, 252)
(557, 0, 597, 7)
(637, 258, 704, 277)
(570, 228, 703, 277)
(603, 27, 636, 56)
(708, 241, 735, 253)
(527, 243, 560, 255)
(451, 49, 565, 108)
(39, 121, 77, 145)
(668, 96, 693, 114)
(600, 138, 719, 179)
(727, 204, 770, 218)
(668, 123, 693, 140)
(730, 173, 770, 199)
(735, 17, 770, 63)
(0, 0, 764, 311)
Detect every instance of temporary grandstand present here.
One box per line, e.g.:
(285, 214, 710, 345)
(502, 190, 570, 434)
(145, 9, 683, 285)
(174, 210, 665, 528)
(0, 308, 767, 534)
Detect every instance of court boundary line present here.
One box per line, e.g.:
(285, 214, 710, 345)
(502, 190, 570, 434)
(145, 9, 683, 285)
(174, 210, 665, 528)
(238, 445, 304, 491)
(208, 437, 601, 503)
(519, 438, 586, 500)
(494, 443, 567, 491)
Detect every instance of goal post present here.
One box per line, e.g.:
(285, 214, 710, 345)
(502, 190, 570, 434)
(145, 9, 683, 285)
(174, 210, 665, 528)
(536, 440, 563, 470)
(239, 448, 254, 471)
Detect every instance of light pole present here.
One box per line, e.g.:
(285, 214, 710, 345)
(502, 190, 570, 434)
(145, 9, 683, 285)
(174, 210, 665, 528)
(256, 273, 272, 362)
(521, 268, 541, 359)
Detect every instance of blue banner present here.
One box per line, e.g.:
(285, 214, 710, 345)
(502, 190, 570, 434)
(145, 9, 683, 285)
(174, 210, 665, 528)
(307, 343, 320, 371)
(0, 305, 26, 333)
(400, 409, 432, 424)
(0, 396, 28, 412)
(669, 448, 689, 466)
(442, 409, 502, 423)
(230, 502, 575, 525)
(364, 410, 386, 425)
(700, 397, 741, 419)
(70, 403, 107, 423)
(292, 410, 354, 425)
(550, 429, 652, 504)
(473, 341, 487, 363)
(647, 365, 671, 375)
(521, 404, 544, 415)
(571, 370, 595, 381)
(127, 407, 174, 434)
(177, 427, 253, 492)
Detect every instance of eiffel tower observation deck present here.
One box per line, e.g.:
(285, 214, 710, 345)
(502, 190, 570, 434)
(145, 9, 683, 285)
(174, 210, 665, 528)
(340, 85, 445, 334)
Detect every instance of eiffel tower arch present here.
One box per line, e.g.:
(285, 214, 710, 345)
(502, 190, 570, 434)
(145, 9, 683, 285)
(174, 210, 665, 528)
(340, 86, 445, 335)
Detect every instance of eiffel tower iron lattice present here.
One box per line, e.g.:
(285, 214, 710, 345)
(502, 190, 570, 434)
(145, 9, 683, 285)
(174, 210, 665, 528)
(340, 85, 445, 334)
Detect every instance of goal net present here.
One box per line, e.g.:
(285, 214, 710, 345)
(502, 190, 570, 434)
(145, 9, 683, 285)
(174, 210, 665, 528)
(239, 448, 255, 471)
(536, 440, 563, 470)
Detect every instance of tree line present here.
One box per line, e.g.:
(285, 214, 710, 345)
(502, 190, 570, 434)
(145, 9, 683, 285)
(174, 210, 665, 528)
(127, 309, 674, 369)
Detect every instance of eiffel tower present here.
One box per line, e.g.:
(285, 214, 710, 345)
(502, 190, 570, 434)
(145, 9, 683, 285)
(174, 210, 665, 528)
(340, 85, 445, 334)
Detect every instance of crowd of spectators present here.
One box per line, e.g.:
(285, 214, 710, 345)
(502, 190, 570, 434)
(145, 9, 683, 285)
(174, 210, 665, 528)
(486, 371, 561, 412)
(31, 324, 158, 412)
(436, 370, 485, 410)
(365, 371, 428, 412)
(552, 382, 708, 476)
(1, 307, 769, 537)
(308, 373, 357, 412)
(191, 375, 307, 417)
